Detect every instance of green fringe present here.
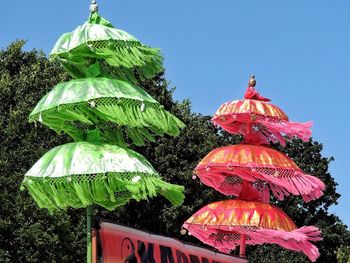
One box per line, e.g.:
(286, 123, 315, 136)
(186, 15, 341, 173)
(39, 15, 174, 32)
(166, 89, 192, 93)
(89, 41, 164, 79)
(56, 41, 163, 83)
(30, 98, 185, 146)
(21, 173, 185, 213)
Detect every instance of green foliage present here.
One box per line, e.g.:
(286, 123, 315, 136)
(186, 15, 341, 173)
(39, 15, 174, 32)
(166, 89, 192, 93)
(337, 246, 350, 263)
(0, 41, 85, 262)
(1, 41, 349, 262)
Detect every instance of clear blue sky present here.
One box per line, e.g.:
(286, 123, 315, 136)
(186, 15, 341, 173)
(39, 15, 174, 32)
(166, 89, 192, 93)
(1, 1, 349, 226)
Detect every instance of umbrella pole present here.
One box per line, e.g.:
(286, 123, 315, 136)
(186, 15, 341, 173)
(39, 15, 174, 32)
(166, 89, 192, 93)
(87, 205, 94, 263)
(239, 234, 246, 258)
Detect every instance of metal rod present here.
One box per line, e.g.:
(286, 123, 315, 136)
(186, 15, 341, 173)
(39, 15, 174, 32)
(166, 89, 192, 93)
(239, 234, 246, 258)
(87, 206, 94, 263)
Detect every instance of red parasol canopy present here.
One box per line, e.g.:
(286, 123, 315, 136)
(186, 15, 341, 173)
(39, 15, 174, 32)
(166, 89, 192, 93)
(194, 144, 325, 203)
(211, 76, 312, 146)
(182, 200, 321, 262)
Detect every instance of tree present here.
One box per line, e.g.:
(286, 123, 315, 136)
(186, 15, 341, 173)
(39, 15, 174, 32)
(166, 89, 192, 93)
(0, 41, 349, 262)
(0, 41, 84, 262)
(336, 246, 350, 263)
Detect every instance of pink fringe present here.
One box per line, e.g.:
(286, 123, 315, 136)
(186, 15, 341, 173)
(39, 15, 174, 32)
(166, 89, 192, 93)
(212, 113, 313, 146)
(262, 120, 313, 143)
(195, 167, 325, 203)
(183, 223, 322, 262)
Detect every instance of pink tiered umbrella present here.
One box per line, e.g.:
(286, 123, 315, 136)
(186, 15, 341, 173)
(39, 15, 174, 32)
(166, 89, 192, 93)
(182, 200, 322, 262)
(212, 75, 312, 146)
(194, 144, 325, 203)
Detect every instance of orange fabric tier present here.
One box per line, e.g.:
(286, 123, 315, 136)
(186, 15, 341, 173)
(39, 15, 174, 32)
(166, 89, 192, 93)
(211, 99, 312, 146)
(194, 144, 325, 202)
(214, 99, 288, 121)
(186, 199, 296, 231)
(182, 199, 322, 262)
(198, 144, 298, 169)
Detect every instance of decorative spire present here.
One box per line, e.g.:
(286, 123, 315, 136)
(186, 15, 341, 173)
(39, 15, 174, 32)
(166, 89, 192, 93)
(90, 0, 98, 13)
(244, 74, 270, 102)
(248, 74, 256, 87)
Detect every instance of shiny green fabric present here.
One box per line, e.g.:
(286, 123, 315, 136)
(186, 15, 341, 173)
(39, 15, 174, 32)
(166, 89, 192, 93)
(51, 14, 137, 54)
(23, 10, 186, 214)
(25, 142, 157, 177)
(30, 77, 157, 114)
(50, 12, 163, 82)
(21, 142, 185, 211)
(29, 77, 185, 145)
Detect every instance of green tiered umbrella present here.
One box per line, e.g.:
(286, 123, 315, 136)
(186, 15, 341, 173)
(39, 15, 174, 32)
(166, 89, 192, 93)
(24, 2, 185, 262)
(50, 2, 163, 83)
(21, 141, 184, 212)
(30, 77, 185, 146)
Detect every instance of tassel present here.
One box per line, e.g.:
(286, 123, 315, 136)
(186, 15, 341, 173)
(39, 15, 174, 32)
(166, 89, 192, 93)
(22, 173, 185, 212)
(196, 167, 325, 203)
(182, 223, 322, 262)
(212, 113, 312, 146)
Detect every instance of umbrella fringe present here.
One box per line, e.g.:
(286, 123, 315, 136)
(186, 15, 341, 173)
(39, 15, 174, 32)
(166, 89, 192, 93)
(55, 43, 163, 82)
(196, 167, 325, 202)
(182, 223, 321, 262)
(212, 112, 312, 146)
(22, 174, 185, 213)
(93, 42, 162, 68)
(30, 99, 185, 146)
(52, 25, 164, 81)
(257, 119, 313, 143)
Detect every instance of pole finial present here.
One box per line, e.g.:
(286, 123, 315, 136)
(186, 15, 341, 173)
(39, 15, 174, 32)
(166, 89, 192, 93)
(248, 74, 256, 87)
(90, 0, 98, 13)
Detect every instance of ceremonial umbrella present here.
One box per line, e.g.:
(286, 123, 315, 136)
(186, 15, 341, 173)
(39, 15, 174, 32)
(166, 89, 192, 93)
(211, 76, 312, 146)
(194, 144, 325, 203)
(21, 141, 184, 211)
(182, 200, 321, 262)
(30, 77, 185, 146)
(50, 2, 163, 83)
(24, 2, 185, 262)
(21, 141, 185, 262)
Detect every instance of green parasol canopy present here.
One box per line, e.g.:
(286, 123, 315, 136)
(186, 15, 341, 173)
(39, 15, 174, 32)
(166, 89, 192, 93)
(50, 11, 163, 83)
(26, 3, 185, 262)
(29, 77, 185, 146)
(21, 142, 185, 212)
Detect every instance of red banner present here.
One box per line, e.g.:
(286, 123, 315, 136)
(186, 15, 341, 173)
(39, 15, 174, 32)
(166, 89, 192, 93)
(99, 221, 247, 263)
